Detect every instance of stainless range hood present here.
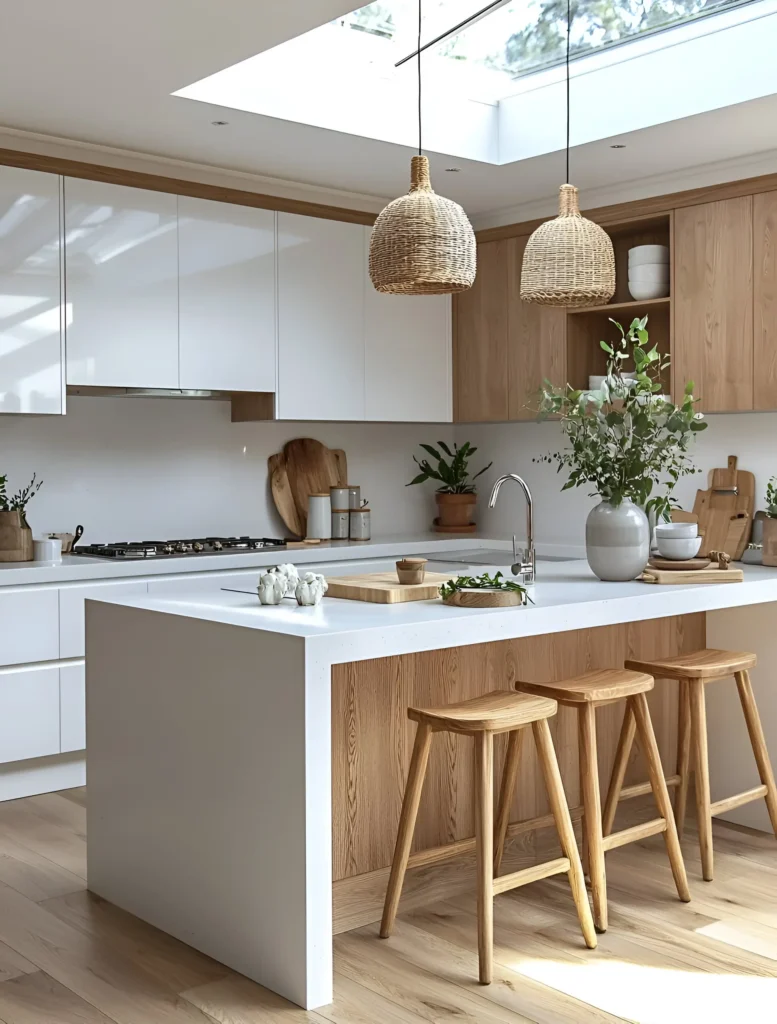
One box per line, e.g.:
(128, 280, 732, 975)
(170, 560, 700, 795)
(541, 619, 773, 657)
(67, 385, 230, 400)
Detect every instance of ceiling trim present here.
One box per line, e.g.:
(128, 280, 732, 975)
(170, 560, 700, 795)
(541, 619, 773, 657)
(0, 126, 384, 222)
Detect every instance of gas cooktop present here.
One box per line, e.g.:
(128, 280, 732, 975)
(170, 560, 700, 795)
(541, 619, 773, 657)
(73, 537, 288, 560)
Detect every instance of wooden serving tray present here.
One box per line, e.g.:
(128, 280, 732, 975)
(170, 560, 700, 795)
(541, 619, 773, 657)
(642, 566, 744, 585)
(325, 572, 452, 604)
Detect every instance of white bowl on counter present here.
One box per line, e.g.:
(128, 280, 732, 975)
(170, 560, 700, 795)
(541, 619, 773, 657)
(655, 535, 703, 560)
(629, 244, 669, 267)
(655, 522, 698, 539)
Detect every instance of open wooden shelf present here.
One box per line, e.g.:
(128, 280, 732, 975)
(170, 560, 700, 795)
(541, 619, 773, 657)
(567, 296, 670, 317)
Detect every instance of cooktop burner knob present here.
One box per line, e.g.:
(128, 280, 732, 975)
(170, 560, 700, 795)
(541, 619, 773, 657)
(193, 542, 204, 552)
(175, 542, 188, 553)
(212, 541, 223, 551)
(162, 544, 174, 555)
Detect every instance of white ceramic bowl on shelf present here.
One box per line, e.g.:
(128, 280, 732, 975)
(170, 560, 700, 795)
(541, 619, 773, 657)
(628, 279, 670, 300)
(629, 263, 670, 284)
(656, 535, 703, 560)
(629, 244, 669, 267)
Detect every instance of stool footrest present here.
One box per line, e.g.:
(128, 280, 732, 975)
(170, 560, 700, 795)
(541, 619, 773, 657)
(492, 857, 571, 896)
(619, 775, 680, 803)
(710, 785, 768, 818)
(603, 817, 667, 852)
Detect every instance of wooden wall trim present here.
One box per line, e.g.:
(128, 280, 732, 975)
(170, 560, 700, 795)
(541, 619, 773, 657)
(476, 169, 777, 243)
(0, 146, 377, 226)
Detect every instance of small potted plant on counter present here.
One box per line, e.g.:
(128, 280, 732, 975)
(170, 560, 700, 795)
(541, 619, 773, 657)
(407, 441, 492, 533)
(763, 477, 777, 567)
(536, 317, 706, 581)
(0, 472, 43, 562)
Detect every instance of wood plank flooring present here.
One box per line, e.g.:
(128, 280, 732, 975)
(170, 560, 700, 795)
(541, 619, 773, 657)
(0, 788, 774, 1022)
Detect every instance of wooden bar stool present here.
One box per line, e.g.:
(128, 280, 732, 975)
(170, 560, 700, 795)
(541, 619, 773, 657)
(606, 649, 777, 882)
(506, 670, 690, 933)
(380, 690, 596, 985)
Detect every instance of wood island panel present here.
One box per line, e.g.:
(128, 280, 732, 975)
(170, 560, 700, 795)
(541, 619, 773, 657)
(332, 614, 704, 929)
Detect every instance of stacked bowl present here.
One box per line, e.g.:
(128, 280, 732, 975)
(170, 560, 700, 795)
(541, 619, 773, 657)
(628, 244, 669, 300)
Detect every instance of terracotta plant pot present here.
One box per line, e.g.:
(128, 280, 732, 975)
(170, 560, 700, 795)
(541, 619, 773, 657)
(763, 516, 777, 567)
(0, 510, 33, 562)
(434, 492, 476, 533)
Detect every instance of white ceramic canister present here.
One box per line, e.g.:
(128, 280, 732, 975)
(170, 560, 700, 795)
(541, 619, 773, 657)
(33, 537, 62, 564)
(349, 507, 371, 541)
(331, 509, 349, 540)
(348, 486, 361, 510)
(307, 493, 332, 540)
(330, 486, 350, 511)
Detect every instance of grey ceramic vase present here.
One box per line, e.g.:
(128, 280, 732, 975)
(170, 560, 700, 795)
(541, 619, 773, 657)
(586, 499, 650, 582)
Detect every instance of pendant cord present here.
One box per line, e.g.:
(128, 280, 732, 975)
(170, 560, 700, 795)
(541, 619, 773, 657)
(566, 0, 571, 184)
(418, 0, 422, 156)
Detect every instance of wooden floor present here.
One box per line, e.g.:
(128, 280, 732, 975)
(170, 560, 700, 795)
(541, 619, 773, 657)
(0, 790, 774, 1022)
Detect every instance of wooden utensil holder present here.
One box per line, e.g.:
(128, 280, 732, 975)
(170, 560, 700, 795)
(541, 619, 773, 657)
(763, 517, 777, 567)
(0, 511, 33, 562)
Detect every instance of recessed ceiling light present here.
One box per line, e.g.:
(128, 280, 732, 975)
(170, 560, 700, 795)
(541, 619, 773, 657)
(445, 167, 461, 173)
(211, 120, 229, 126)
(610, 144, 626, 149)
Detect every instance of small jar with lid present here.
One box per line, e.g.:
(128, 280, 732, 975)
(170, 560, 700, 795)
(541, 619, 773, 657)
(331, 508, 350, 540)
(307, 494, 332, 540)
(349, 506, 371, 541)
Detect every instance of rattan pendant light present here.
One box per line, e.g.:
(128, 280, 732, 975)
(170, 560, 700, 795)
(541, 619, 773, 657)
(520, 0, 615, 307)
(369, 0, 476, 295)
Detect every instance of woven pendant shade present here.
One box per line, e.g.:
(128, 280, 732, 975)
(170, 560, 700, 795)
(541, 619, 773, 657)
(520, 184, 615, 307)
(369, 155, 476, 295)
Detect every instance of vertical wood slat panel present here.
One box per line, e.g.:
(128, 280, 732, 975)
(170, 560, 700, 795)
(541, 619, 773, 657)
(331, 614, 705, 881)
(754, 190, 777, 411)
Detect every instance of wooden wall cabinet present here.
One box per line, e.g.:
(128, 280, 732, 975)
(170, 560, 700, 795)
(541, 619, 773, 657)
(674, 196, 753, 412)
(754, 190, 777, 411)
(453, 236, 566, 422)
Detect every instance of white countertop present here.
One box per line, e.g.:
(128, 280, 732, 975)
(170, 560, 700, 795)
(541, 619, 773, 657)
(92, 560, 777, 665)
(0, 535, 526, 587)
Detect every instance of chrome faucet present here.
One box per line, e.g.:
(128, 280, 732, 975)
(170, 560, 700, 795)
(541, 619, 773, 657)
(488, 474, 536, 585)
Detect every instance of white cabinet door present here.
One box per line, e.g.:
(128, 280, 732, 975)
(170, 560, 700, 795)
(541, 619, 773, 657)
(60, 662, 86, 753)
(0, 166, 64, 414)
(277, 213, 365, 420)
(179, 198, 276, 393)
(0, 664, 60, 764)
(64, 179, 178, 388)
(59, 580, 149, 659)
(0, 589, 59, 667)
(364, 228, 451, 422)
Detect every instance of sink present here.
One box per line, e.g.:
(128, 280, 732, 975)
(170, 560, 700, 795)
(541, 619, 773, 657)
(420, 548, 576, 566)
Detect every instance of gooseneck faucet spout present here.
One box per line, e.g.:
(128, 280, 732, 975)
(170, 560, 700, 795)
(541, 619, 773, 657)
(488, 473, 536, 584)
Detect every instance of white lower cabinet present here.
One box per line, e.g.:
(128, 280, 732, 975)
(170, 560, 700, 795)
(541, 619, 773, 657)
(0, 664, 60, 764)
(60, 663, 86, 754)
(59, 580, 149, 659)
(0, 589, 59, 667)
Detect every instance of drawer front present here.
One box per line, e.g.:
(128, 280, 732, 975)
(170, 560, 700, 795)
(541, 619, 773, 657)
(0, 664, 60, 764)
(0, 589, 59, 667)
(60, 662, 86, 754)
(59, 581, 149, 659)
(147, 570, 260, 596)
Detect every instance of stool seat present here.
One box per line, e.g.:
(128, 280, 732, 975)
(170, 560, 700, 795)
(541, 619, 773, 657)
(408, 690, 557, 734)
(517, 669, 653, 705)
(625, 649, 757, 681)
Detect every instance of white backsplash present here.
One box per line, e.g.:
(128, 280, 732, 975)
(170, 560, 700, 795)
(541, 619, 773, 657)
(458, 414, 777, 549)
(0, 397, 454, 543)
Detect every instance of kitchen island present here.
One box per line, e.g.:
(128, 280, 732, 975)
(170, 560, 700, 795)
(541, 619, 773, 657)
(85, 561, 777, 1009)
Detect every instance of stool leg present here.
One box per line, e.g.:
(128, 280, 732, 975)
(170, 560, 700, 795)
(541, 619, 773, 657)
(631, 693, 691, 903)
(675, 679, 692, 839)
(494, 728, 524, 876)
(602, 702, 636, 837)
(689, 680, 713, 882)
(475, 731, 494, 985)
(735, 670, 777, 837)
(533, 718, 597, 950)
(579, 703, 607, 932)
(380, 721, 433, 938)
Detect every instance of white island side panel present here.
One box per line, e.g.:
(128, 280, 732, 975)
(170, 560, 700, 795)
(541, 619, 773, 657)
(85, 601, 332, 1009)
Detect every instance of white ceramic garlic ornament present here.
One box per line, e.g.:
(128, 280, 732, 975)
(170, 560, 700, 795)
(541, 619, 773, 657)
(257, 571, 286, 605)
(272, 563, 300, 596)
(295, 571, 328, 606)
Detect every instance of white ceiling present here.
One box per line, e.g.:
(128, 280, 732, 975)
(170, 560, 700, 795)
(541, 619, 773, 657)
(2, 0, 777, 219)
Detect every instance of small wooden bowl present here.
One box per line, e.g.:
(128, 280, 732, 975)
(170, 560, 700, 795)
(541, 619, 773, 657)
(443, 589, 525, 608)
(396, 558, 427, 585)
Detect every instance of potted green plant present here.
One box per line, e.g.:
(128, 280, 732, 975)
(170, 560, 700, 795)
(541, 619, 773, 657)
(0, 473, 43, 563)
(407, 441, 492, 532)
(537, 317, 706, 581)
(763, 477, 777, 567)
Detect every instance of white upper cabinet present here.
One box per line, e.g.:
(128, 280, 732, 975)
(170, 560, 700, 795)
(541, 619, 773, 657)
(277, 213, 365, 420)
(363, 228, 451, 422)
(179, 198, 276, 393)
(64, 179, 179, 389)
(0, 165, 64, 414)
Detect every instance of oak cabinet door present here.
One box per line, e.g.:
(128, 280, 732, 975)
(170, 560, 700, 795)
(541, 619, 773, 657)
(674, 197, 753, 412)
(754, 191, 777, 411)
(453, 239, 509, 422)
(507, 235, 566, 420)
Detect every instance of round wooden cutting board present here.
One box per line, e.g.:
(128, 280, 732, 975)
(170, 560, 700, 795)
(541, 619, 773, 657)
(648, 557, 711, 572)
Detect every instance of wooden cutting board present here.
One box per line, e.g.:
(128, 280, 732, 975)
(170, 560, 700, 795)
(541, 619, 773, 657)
(269, 439, 348, 538)
(642, 566, 744, 584)
(326, 572, 452, 604)
(692, 455, 754, 560)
